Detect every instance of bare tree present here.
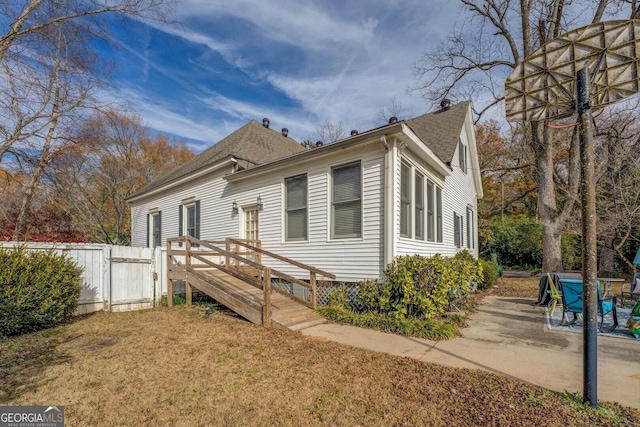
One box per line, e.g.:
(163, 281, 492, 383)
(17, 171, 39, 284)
(49, 110, 193, 244)
(0, 0, 171, 61)
(315, 120, 346, 144)
(414, 0, 631, 271)
(592, 103, 640, 271)
(376, 96, 412, 125)
(10, 20, 99, 241)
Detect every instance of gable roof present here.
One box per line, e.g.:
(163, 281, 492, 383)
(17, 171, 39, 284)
(405, 101, 471, 165)
(129, 120, 305, 199)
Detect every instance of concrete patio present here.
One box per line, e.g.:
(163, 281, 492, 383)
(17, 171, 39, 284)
(301, 296, 640, 409)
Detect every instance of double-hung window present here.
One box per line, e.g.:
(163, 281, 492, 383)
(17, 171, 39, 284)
(415, 172, 424, 240)
(436, 187, 443, 242)
(179, 200, 200, 246)
(332, 161, 362, 239)
(466, 206, 474, 249)
(453, 212, 463, 248)
(285, 174, 308, 241)
(148, 211, 161, 248)
(400, 161, 411, 237)
(427, 181, 435, 241)
(459, 139, 468, 174)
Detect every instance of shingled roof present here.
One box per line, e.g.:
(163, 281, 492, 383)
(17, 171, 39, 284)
(129, 120, 306, 199)
(405, 101, 471, 165)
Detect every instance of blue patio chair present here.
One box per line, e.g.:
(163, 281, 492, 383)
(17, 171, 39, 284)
(621, 272, 640, 307)
(558, 278, 618, 333)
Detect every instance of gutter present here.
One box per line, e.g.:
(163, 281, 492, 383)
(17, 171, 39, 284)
(225, 124, 405, 183)
(126, 157, 237, 203)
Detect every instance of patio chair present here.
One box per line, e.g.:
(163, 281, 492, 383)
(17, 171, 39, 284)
(558, 278, 618, 333)
(621, 272, 640, 307)
(546, 273, 562, 316)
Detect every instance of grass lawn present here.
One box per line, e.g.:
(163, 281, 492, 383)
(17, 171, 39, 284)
(1, 278, 639, 426)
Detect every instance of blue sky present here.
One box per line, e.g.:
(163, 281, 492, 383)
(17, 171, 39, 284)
(102, 1, 462, 152)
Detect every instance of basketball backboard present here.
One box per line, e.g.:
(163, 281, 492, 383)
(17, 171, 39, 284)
(505, 20, 640, 122)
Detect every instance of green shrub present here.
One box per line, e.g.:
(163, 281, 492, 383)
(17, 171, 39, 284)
(478, 259, 499, 290)
(159, 294, 187, 307)
(0, 246, 82, 337)
(316, 305, 460, 340)
(350, 251, 481, 320)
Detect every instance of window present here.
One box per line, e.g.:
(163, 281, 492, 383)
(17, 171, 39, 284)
(332, 161, 362, 239)
(415, 172, 424, 240)
(179, 200, 200, 245)
(285, 174, 308, 241)
(453, 212, 463, 248)
(147, 211, 161, 248)
(459, 139, 467, 174)
(427, 180, 434, 241)
(436, 187, 443, 242)
(466, 206, 474, 249)
(400, 161, 411, 237)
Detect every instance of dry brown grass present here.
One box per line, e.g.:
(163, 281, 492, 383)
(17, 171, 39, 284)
(2, 299, 638, 426)
(487, 276, 541, 298)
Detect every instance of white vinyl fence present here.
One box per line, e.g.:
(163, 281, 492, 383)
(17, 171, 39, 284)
(0, 242, 174, 314)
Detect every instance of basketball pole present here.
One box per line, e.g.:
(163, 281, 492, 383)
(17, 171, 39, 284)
(577, 67, 598, 408)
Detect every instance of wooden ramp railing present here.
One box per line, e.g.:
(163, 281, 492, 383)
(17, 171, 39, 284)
(166, 236, 336, 329)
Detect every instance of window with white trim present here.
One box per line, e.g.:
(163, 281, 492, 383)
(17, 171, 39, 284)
(459, 139, 468, 174)
(285, 174, 307, 241)
(331, 161, 362, 239)
(178, 200, 200, 246)
(427, 181, 434, 241)
(415, 172, 424, 240)
(400, 160, 411, 237)
(148, 211, 161, 248)
(453, 212, 463, 248)
(466, 206, 474, 249)
(436, 187, 443, 242)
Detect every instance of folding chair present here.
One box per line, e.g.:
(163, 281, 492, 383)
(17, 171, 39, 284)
(546, 273, 562, 316)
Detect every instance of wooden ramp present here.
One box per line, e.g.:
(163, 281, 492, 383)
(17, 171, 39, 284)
(167, 237, 334, 331)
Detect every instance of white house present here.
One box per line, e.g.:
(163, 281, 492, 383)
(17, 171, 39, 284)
(127, 101, 483, 283)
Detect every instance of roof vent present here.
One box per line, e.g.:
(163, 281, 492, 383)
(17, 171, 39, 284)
(316, 141, 323, 147)
(388, 116, 398, 124)
(281, 128, 288, 137)
(262, 118, 270, 128)
(350, 130, 359, 136)
(440, 99, 451, 111)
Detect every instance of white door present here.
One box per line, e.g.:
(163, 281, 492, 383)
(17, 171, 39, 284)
(243, 207, 259, 262)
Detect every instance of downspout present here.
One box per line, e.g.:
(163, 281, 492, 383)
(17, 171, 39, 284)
(381, 135, 395, 268)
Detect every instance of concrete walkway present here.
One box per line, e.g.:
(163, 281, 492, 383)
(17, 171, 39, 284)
(300, 296, 640, 409)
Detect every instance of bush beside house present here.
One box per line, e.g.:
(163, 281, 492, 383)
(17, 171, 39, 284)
(0, 246, 82, 337)
(318, 251, 482, 339)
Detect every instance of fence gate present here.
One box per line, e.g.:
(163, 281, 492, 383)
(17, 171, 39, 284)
(108, 246, 155, 312)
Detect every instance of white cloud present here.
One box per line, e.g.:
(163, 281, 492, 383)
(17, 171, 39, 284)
(114, 1, 464, 146)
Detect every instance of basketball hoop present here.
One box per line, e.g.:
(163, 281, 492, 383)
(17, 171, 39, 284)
(505, 19, 640, 409)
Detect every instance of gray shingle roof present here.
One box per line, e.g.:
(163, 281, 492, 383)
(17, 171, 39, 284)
(405, 101, 471, 165)
(129, 120, 305, 199)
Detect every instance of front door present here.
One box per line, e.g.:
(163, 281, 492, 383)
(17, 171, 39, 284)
(244, 207, 259, 262)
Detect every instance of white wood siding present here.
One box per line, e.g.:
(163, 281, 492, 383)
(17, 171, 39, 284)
(394, 127, 480, 259)
(129, 120, 481, 282)
(131, 144, 385, 282)
(226, 143, 386, 282)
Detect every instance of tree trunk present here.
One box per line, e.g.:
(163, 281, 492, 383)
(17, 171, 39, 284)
(598, 238, 615, 272)
(531, 122, 564, 272)
(13, 160, 47, 241)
